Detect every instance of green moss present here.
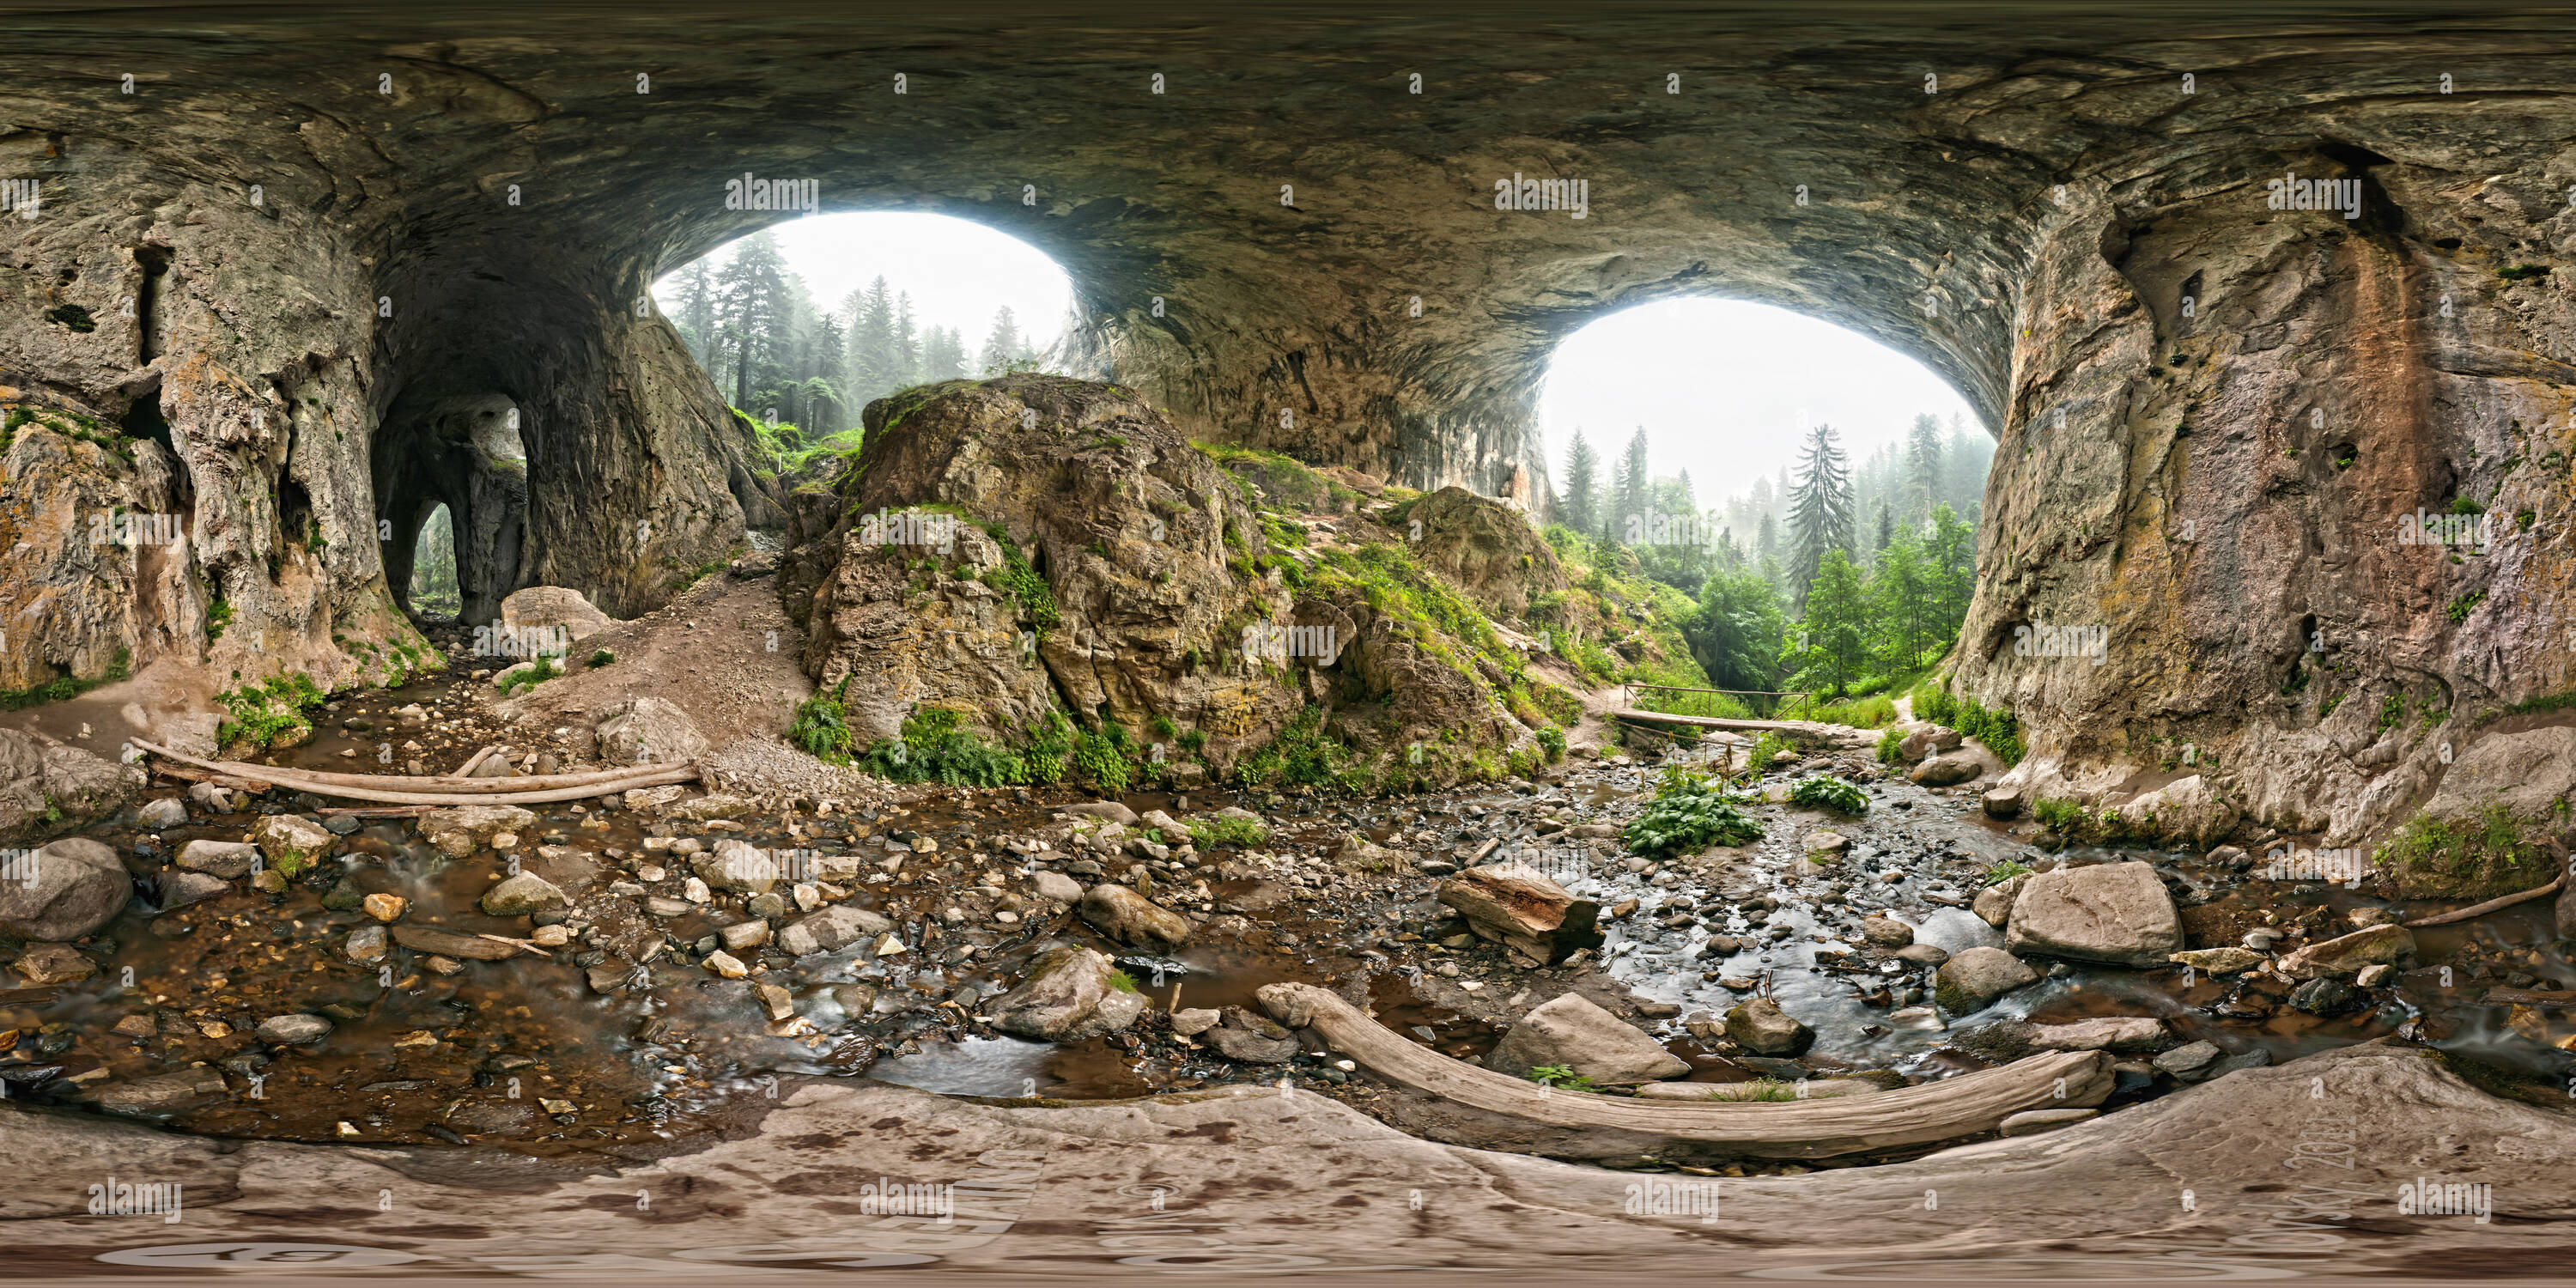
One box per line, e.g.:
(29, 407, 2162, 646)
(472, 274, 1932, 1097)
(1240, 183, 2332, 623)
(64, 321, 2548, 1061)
(588, 648, 616, 667)
(2377, 805, 2558, 899)
(206, 598, 234, 642)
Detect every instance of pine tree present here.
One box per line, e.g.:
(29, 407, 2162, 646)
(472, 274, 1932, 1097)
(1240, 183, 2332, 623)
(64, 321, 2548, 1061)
(1905, 413, 1945, 529)
(1612, 428, 1651, 542)
(841, 277, 897, 407)
(1785, 422, 1854, 613)
(672, 261, 717, 367)
(1784, 550, 1870, 697)
(712, 232, 791, 408)
(1874, 505, 1895, 556)
(1559, 427, 1601, 538)
(979, 307, 1024, 374)
(919, 325, 967, 382)
(1755, 512, 1779, 576)
(892, 293, 920, 389)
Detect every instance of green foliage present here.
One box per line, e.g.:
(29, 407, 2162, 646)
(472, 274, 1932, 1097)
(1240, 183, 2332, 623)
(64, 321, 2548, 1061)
(206, 598, 234, 642)
(860, 705, 1033, 787)
(1106, 969, 1140, 994)
(214, 672, 327, 749)
(2499, 263, 2550, 281)
(1187, 817, 1270, 848)
(1233, 703, 1363, 792)
(1527, 1064, 1599, 1093)
(0, 646, 131, 711)
(788, 677, 858, 762)
(1806, 692, 1899, 728)
(980, 521, 1060, 631)
(501, 654, 560, 696)
(2032, 797, 2088, 835)
(1875, 726, 1906, 765)
(1726, 1078, 1802, 1102)
(1071, 724, 1133, 793)
(2448, 591, 2486, 623)
(1913, 682, 2024, 765)
(1625, 775, 1764, 859)
(588, 648, 616, 667)
(2376, 805, 2558, 899)
(1788, 774, 1868, 815)
(1983, 859, 2034, 887)
(1745, 729, 1794, 776)
(1534, 724, 1567, 760)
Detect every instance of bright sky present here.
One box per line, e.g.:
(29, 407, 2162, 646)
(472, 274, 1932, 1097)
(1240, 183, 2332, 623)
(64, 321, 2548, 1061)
(1537, 298, 1978, 503)
(655, 211, 1072, 349)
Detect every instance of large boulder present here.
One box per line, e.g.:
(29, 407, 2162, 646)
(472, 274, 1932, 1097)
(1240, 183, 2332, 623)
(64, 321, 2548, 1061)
(1080, 883, 1193, 950)
(500, 586, 618, 642)
(0, 838, 130, 940)
(479, 872, 568, 917)
(1397, 485, 1567, 622)
(2006, 860, 2183, 966)
(176, 838, 260, 879)
(1204, 1005, 1302, 1064)
(1485, 993, 1690, 1084)
(1934, 945, 2040, 1013)
(0, 728, 143, 845)
(594, 697, 710, 767)
(2395, 726, 2576, 897)
(987, 945, 1146, 1042)
(1909, 753, 1984, 787)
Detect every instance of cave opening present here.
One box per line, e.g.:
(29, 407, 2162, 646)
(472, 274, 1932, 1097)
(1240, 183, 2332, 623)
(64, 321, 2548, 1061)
(409, 503, 461, 621)
(371, 393, 527, 627)
(651, 210, 1073, 462)
(1534, 297, 1993, 712)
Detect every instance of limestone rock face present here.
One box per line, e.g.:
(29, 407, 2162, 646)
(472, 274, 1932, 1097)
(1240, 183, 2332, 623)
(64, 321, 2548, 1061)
(0, 838, 130, 941)
(0, 730, 143, 847)
(501, 586, 618, 642)
(1399, 486, 1566, 621)
(2006, 861, 2183, 967)
(1486, 993, 1691, 1084)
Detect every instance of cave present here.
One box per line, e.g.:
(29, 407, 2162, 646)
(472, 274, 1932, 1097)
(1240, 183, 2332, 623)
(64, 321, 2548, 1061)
(0, 9, 2571, 1274)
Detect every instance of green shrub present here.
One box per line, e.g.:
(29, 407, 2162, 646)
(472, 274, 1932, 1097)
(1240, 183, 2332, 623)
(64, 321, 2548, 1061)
(1625, 778, 1764, 860)
(2375, 805, 2557, 899)
(1875, 727, 1906, 765)
(1233, 703, 1361, 792)
(980, 522, 1060, 631)
(1788, 774, 1868, 815)
(1744, 730, 1794, 776)
(2032, 797, 2088, 835)
(860, 705, 1030, 787)
(502, 653, 559, 696)
(1916, 683, 2024, 765)
(214, 671, 327, 749)
(788, 677, 858, 762)
(1534, 724, 1567, 760)
(588, 648, 616, 667)
(206, 598, 234, 642)
(1071, 725, 1133, 793)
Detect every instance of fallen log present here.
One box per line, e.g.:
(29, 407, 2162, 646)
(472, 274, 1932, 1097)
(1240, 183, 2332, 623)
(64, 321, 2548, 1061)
(132, 741, 651, 793)
(1257, 981, 2113, 1159)
(147, 762, 276, 793)
(453, 744, 499, 778)
(1436, 863, 1601, 967)
(2403, 873, 2565, 928)
(130, 739, 696, 806)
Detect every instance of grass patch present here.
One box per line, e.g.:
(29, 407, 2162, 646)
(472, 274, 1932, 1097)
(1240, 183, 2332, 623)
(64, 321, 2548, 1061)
(1187, 817, 1270, 848)
(2375, 805, 2558, 899)
(1912, 681, 2024, 765)
(1875, 727, 1906, 765)
(1983, 859, 2034, 887)
(501, 653, 559, 696)
(1233, 702, 1364, 792)
(588, 648, 616, 667)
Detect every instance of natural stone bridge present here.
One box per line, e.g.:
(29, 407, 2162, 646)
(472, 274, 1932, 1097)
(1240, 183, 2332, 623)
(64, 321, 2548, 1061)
(0, 8, 2570, 839)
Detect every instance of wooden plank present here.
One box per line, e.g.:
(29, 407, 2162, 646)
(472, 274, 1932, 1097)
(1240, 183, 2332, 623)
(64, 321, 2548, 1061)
(1257, 981, 2114, 1159)
(130, 738, 695, 805)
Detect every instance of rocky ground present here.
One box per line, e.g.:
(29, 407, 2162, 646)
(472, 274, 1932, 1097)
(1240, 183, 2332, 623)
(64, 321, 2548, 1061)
(3, 585, 2572, 1178)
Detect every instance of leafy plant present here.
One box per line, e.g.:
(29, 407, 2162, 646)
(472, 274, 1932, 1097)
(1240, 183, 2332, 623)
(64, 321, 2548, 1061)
(1534, 724, 1567, 760)
(860, 705, 1031, 787)
(1983, 859, 2035, 887)
(1187, 817, 1270, 848)
(214, 671, 327, 749)
(1107, 969, 1140, 994)
(502, 654, 559, 696)
(588, 648, 616, 667)
(1875, 727, 1906, 765)
(1788, 774, 1868, 815)
(1526, 1064, 1598, 1093)
(788, 677, 858, 762)
(1625, 777, 1764, 860)
(2032, 797, 2089, 835)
